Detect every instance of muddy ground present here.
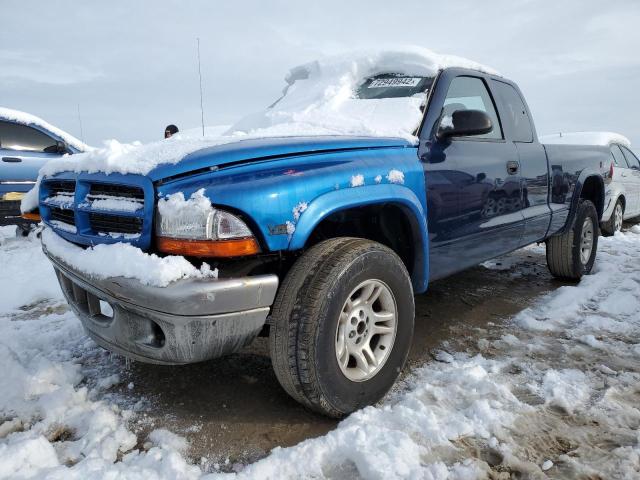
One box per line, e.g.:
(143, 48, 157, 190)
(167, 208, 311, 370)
(109, 244, 567, 468)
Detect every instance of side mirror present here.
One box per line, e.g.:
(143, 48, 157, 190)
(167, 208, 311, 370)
(437, 110, 493, 140)
(476, 172, 487, 183)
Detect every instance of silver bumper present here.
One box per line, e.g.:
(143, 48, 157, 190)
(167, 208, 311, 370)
(44, 247, 279, 365)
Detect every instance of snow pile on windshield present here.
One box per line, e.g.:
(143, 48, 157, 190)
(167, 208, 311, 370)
(41, 228, 217, 287)
(0, 107, 90, 152)
(229, 47, 497, 141)
(21, 47, 495, 191)
(540, 131, 631, 148)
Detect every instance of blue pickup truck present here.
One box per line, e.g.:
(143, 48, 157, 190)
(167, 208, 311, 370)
(37, 54, 609, 417)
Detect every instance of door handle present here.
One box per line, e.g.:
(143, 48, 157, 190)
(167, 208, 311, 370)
(506, 161, 519, 175)
(2, 157, 22, 163)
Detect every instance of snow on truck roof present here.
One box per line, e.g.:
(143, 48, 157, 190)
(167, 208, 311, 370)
(0, 107, 90, 152)
(22, 47, 497, 212)
(540, 131, 631, 148)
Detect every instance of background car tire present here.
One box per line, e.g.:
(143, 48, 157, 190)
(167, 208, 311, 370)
(546, 199, 599, 280)
(269, 237, 414, 417)
(601, 198, 624, 236)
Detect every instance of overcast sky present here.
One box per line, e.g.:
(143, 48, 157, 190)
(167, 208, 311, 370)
(2, 0, 639, 150)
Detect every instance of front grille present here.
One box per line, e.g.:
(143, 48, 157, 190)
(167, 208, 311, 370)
(42, 175, 151, 248)
(48, 180, 76, 196)
(89, 183, 144, 201)
(51, 207, 76, 226)
(89, 213, 143, 235)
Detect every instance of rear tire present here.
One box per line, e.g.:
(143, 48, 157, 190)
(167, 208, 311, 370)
(269, 237, 414, 417)
(546, 199, 599, 280)
(601, 198, 624, 236)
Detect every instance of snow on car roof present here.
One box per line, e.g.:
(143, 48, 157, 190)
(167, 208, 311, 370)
(25, 47, 497, 189)
(540, 131, 631, 148)
(0, 107, 90, 152)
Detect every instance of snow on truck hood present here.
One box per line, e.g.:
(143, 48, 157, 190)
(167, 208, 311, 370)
(22, 47, 496, 212)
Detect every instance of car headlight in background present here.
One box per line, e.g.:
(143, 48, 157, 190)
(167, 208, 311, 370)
(156, 208, 260, 257)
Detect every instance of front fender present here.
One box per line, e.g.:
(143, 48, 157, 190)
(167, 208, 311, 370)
(290, 184, 430, 293)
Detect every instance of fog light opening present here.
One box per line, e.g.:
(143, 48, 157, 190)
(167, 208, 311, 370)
(149, 320, 166, 348)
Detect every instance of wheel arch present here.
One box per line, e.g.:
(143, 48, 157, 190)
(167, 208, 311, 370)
(288, 185, 429, 293)
(578, 174, 605, 220)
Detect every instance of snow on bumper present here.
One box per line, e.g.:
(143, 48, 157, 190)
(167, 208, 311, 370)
(43, 245, 278, 365)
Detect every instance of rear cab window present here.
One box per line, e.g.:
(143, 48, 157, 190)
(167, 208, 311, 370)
(491, 81, 534, 142)
(0, 120, 57, 153)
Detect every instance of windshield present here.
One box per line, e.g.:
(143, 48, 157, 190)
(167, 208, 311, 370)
(356, 74, 433, 99)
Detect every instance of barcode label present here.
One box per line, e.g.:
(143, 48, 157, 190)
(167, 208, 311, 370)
(368, 77, 422, 88)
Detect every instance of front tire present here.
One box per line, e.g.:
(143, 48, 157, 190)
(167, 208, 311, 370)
(601, 198, 624, 236)
(269, 238, 415, 417)
(546, 199, 599, 280)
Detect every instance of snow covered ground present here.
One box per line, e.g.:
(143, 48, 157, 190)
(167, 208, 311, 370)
(1, 224, 639, 479)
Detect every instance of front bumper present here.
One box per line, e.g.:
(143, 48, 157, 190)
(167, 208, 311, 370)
(44, 246, 279, 365)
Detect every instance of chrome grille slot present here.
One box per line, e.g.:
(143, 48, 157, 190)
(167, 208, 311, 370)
(89, 212, 143, 235)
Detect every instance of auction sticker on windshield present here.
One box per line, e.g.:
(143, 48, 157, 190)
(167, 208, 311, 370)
(368, 77, 422, 88)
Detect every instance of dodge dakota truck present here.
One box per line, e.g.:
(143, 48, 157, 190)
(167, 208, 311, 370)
(35, 51, 609, 417)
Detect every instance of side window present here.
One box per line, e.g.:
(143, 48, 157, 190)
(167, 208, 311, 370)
(620, 146, 640, 169)
(491, 81, 534, 142)
(0, 120, 57, 153)
(611, 145, 631, 168)
(440, 76, 503, 140)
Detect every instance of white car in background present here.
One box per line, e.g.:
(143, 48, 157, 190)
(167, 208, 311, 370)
(541, 132, 640, 235)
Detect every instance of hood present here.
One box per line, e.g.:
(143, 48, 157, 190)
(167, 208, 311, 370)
(147, 135, 412, 182)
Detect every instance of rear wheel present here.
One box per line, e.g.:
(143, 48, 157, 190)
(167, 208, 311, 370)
(546, 199, 599, 280)
(601, 198, 624, 236)
(269, 237, 415, 417)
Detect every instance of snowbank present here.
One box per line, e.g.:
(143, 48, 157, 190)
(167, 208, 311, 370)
(0, 107, 89, 152)
(41, 228, 217, 287)
(0, 226, 63, 313)
(2, 222, 640, 477)
(540, 131, 631, 148)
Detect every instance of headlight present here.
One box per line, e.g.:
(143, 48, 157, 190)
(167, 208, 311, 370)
(157, 209, 253, 241)
(156, 203, 259, 257)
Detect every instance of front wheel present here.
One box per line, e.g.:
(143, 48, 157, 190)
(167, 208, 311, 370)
(546, 199, 599, 280)
(269, 238, 415, 417)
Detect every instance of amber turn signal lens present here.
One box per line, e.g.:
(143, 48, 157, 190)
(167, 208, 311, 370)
(156, 237, 260, 257)
(21, 212, 41, 222)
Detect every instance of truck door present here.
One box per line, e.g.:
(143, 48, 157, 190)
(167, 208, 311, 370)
(491, 80, 551, 244)
(422, 74, 524, 280)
